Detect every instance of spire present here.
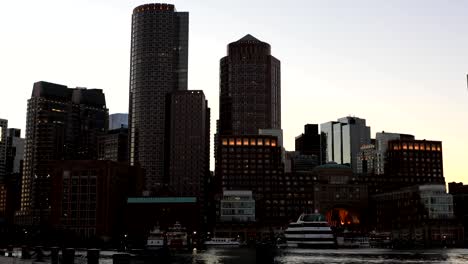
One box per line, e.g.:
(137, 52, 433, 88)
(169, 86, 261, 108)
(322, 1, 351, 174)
(237, 34, 261, 43)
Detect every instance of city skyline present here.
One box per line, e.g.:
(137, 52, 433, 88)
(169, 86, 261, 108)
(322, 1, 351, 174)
(1, 0, 467, 184)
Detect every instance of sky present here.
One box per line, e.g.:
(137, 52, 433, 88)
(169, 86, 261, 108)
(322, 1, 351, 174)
(1, 0, 467, 184)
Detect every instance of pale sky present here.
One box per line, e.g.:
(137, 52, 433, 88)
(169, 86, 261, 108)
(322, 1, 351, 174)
(1, 0, 467, 183)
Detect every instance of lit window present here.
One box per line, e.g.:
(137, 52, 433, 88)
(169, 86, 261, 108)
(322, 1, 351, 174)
(243, 138, 249, 146)
(257, 139, 263, 146)
(229, 138, 235, 146)
(236, 138, 242, 146)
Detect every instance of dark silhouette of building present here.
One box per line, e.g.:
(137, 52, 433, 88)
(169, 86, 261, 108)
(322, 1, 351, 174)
(98, 127, 128, 162)
(129, 3, 189, 193)
(49, 160, 143, 241)
(0, 129, 24, 224)
(18, 81, 108, 224)
(167, 91, 210, 197)
(295, 124, 322, 163)
(374, 184, 463, 247)
(448, 182, 468, 245)
(0, 119, 7, 182)
(219, 34, 280, 135)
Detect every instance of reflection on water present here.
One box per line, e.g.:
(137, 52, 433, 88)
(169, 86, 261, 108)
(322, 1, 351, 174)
(185, 248, 468, 264)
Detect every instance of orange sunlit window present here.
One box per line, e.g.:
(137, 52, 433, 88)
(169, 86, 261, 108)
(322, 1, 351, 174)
(243, 138, 249, 146)
(402, 143, 407, 150)
(437, 146, 441, 151)
(414, 144, 419, 150)
(257, 139, 263, 146)
(236, 138, 242, 146)
(431, 144, 436, 151)
(250, 138, 256, 146)
(229, 138, 235, 146)
(265, 138, 270, 146)
(409, 144, 413, 150)
(420, 144, 425, 151)
(222, 139, 228, 146)
(271, 139, 277, 147)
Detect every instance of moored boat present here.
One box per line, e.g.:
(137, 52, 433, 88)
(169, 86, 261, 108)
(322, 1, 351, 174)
(146, 226, 165, 250)
(285, 213, 336, 248)
(204, 237, 241, 247)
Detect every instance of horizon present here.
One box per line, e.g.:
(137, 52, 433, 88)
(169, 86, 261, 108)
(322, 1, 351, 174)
(1, 0, 467, 184)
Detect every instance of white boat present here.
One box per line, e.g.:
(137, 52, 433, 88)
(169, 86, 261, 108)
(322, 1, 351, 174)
(146, 226, 165, 249)
(166, 222, 188, 249)
(204, 237, 241, 247)
(285, 213, 336, 248)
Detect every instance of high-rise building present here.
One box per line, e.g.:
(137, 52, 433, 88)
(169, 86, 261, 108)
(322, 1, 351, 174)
(375, 132, 414, 175)
(357, 144, 376, 174)
(6, 129, 24, 175)
(385, 139, 444, 189)
(295, 124, 322, 163)
(167, 91, 210, 198)
(320, 117, 371, 172)
(97, 127, 128, 162)
(129, 3, 189, 193)
(219, 34, 281, 135)
(19, 81, 108, 220)
(109, 113, 128, 130)
(0, 119, 7, 182)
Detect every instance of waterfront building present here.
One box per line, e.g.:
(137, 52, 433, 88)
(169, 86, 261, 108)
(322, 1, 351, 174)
(0, 119, 7, 182)
(129, 3, 189, 193)
(375, 132, 414, 175)
(97, 127, 128, 162)
(448, 182, 468, 245)
(374, 184, 463, 247)
(109, 113, 128, 130)
(219, 190, 255, 222)
(295, 124, 322, 163)
(49, 160, 143, 240)
(320, 117, 371, 173)
(18, 81, 108, 223)
(215, 135, 284, 226)
(218, 34, 280, 135)
(385, 139, 444, 189)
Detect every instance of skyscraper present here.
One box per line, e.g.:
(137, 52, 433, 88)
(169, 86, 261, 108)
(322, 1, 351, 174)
(167, 90, 210, 199)
(295, 124, 322, 163)
(19, 81, 108, 219)
(0, 119, 7, 182)
(375, 131, 414, 175)
(321, 116, 371, 172)
(219, 34, 281, 135)
(129, 3, 189, 193)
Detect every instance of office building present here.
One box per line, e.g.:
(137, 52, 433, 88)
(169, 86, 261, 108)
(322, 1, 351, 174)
(357, 144, 376, 174)
(109, 113, 128, 130)
(375, 132, 414, 175)
(448, 182, 468, 245)
(49, 160, 143, 240)
(295, 124, 322, 163)
(374, 184, 462, 247)
(129, 3, 189, 193)
(320, 117, 371, 172)
(216, 135, 284, 225)
(218, 35, 280, 135)
(98, 127, 128, 162)
(19, 81, 108, 221)
(167, 91, 210, 200)
(0, 119, 7, 182)
(385, 139, 444, 189)
(220, 190, 255, 222)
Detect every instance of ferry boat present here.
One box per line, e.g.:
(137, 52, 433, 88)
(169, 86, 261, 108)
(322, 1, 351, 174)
(166, 222, 188, 249)
(146, 226, 165, 249)
(285, 213, 336, 248)
(204, 237, 241, 247)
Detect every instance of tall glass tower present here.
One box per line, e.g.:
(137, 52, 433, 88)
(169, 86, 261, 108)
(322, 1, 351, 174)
(129, 4, 188, 193)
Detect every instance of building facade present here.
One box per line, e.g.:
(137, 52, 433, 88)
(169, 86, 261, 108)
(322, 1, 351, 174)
(129, 3, 189, 193)
(49, 160, 143, 240)
(321, 117, 371, 173)
(19, 81, 108, 221)
(220, 190, 255, 222)
(97, 127, 128, 162)
(375, 132, 414, 175)
(357, 144, 376, 174)
(167, 91, 210, 199)
(216, 135, 284, 225)
(0, 119, 7, 182)
(109, 113, 128, 130)
(374, 184, 462, 247)
(218, 34, 281, 135)
(295, 124, 322, 163)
